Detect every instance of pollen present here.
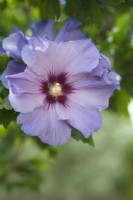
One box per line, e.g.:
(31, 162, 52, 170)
(49, 83, 63, 97)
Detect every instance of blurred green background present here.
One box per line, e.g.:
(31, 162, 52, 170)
(1, 0, 133, 200)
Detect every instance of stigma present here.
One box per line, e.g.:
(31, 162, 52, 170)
(48, 83, 63, 98)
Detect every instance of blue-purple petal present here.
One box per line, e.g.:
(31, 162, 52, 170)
(55, 19, 86, 43)
(55, 39, 100, 75)
(3, 32, 28, 59)
(0, 41, 5, 55)
(8, 91, 44, 113)
(7, 68, 44, 94)
(38, 107, 71, 146)
(7, 70, 45, 113)
(1, 60, 26, 88)
(30, 20, 56, 40)
(92, 54, 120, 89)
(17, 108, 47, 136)
(17, 106, 71, 146)
(12, 26, 22, 33)
(22, 38, 100, 77)
(56, 103, 102, 138)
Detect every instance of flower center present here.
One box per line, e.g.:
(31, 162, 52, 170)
(48, 82, 63, 98)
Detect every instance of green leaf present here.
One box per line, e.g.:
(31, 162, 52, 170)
(0, 109, 17, 128)
(0, 0, 7, 10)
(64, 0, 83, 18)
(89, 0, 103, 28)
(102, 0, 126, 5)
(0, 54, 9, 74)
(71, 128, 95, 146)
(109, 89, 130, 117)
(28, 0, 42, 6)
(64, 0, 103, 28)
(39, 0, 60, 20)
(0, 97, 12, 110)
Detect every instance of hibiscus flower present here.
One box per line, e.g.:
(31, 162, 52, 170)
(7, 37, 120, 145)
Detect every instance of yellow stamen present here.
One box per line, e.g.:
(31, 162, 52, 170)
(49, 83, 63, 97)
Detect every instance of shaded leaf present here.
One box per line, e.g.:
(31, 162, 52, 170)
(0, 0, 7, 10)
(39, 0, 60, 19)
(0, 109, 17, 128)
(34, 137, 58, 158)
(89, 0, 103, 28)
(0, 96, 12, 110)
(102, 0, 126, 5)
(0, 54, 9, 74)
(71, 128, 95, 146)
(109, 89, 130, 117)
